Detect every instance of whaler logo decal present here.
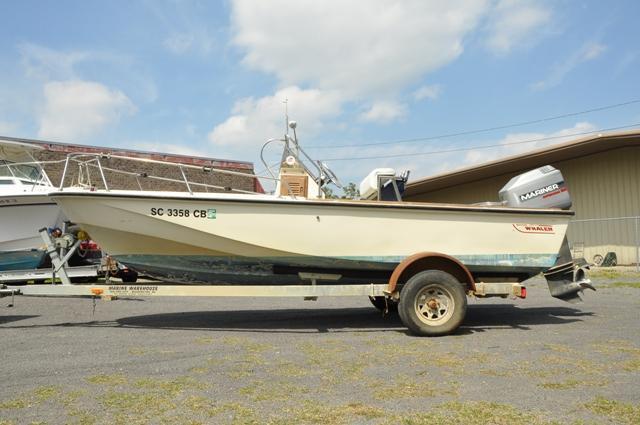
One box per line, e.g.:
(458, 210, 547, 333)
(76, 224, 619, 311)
(519, 182, 566, 201)
(513, 224, 555, 234)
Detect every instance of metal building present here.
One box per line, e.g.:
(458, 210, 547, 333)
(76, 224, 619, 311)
(403, 130, 640, 266)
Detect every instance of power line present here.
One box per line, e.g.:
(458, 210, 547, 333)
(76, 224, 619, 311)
(319, 123, 640, 162)
(307, 99, 640, 149)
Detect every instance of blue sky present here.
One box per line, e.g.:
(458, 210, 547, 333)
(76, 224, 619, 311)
(1, 1, 639, 191)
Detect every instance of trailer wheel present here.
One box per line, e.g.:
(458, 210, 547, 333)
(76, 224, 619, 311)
(398, 270, 467, 336)
(368, 296, 398, 313)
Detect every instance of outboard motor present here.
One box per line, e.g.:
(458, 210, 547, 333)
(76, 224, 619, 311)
(499, 165, 593, 302)
(499, 165, 571, 209)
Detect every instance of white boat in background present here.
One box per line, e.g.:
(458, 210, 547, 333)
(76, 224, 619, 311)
(0, 140, 64, 270)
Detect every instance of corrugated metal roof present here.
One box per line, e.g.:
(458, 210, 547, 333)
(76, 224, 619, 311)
(405, 129, 640, 196)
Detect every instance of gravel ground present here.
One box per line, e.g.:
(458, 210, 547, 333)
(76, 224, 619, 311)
(1, 268, 639, 424)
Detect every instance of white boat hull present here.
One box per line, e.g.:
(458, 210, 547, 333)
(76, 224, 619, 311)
(51, 190, 573, 284)
(0, 193, 63, 270)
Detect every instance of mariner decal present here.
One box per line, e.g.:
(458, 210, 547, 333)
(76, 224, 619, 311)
(519, 182, 566, 201)
(512, 224, 555, 234)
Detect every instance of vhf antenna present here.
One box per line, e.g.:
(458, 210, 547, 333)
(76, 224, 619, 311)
(283, 97, 289, 136)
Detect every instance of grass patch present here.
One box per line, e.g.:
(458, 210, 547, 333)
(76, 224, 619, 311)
(0, 385, 61, 410)
(295, 339, 368, 385)
(238, 381, 310, 402)
(102, 390, 176, 421)
(397, 401, 560, 425)
(544, 343, 575, 353)
(133, 377, 207, 396)
(67, 408, 97, 425)
(539, 379, 607, 390)
(183, 399, 258, 423)
(32, 385, 59, 402)
(0, 398, 29, 409)
(370, 376, 459, 400)
(221, 336, 271, 354)
(270, 361, 309, 378)
(194, 336, 215, 345)
(607, 281, 640, 289)
(298, 340, 349, 364)
(622, 358, 640, 371)
(275, 401, 385, 425)
(585, 396, 640, 425)
(432, 352, 466, 369)
(538, 355, 603, 376)
(87, 373, 128, 386)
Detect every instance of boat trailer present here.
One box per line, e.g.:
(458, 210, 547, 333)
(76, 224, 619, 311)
(1, 231, 592, 336)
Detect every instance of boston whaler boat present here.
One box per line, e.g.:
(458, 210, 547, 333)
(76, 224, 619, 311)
(43, 121, 593, 336)
(0, 140, 64, 270)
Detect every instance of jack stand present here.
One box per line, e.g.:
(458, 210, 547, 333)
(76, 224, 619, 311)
(38, 227, 81, 286)
(0, 286, 16, 307)
(298, 272, 342, 301)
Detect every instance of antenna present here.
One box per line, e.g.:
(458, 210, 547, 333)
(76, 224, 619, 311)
(282, 97, 289, 135)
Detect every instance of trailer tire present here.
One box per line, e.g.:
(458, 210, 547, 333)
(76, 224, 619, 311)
(368, 296, 398, 313)
(398, 270, 467, 336)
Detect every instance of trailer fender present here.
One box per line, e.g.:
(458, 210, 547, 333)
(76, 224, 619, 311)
(387, 252, 475, 295)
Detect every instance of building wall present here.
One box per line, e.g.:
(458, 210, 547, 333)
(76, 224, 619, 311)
(404, 147, 640, 265)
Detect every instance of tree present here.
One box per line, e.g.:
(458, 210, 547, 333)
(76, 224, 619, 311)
(323, 182, 359, 199)
(341, 182, 359, 199)
(323, 186, 338, 199)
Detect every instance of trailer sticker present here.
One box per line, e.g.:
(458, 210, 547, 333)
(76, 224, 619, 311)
(108, 285, 159, 296)
(512, 224, 555, 234)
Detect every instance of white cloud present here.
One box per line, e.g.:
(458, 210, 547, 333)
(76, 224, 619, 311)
(213, 1, 494, 166)
(208, 86, 342, 147)
(231, 0, 488, 97)
(163, 30, 215, 55)
(359, 101, 407, 123)
(463, 122, 598, 165)
(582, 42, 606, 60)
(38, 80, 136, 141)
(532, 42, 607, 90)
(413, 84, 442, 101)
(484, 0, 551, 55)
(129, 141, 207, 158)
(19, 43, 89, 80)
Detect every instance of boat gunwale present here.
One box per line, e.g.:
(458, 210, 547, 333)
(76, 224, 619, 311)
(49, 190, 575, 216)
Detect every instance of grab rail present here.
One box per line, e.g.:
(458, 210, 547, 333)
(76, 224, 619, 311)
(57, 152, 288, 196)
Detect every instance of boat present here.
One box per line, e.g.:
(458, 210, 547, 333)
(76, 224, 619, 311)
(0, 140, 64, 270)
(48, 121, 588, 303)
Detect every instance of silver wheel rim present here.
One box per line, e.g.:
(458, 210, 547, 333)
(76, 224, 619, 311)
(414, 284, 455, 326)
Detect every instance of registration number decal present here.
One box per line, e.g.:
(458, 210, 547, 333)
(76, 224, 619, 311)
(150, 207, 216, 219)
